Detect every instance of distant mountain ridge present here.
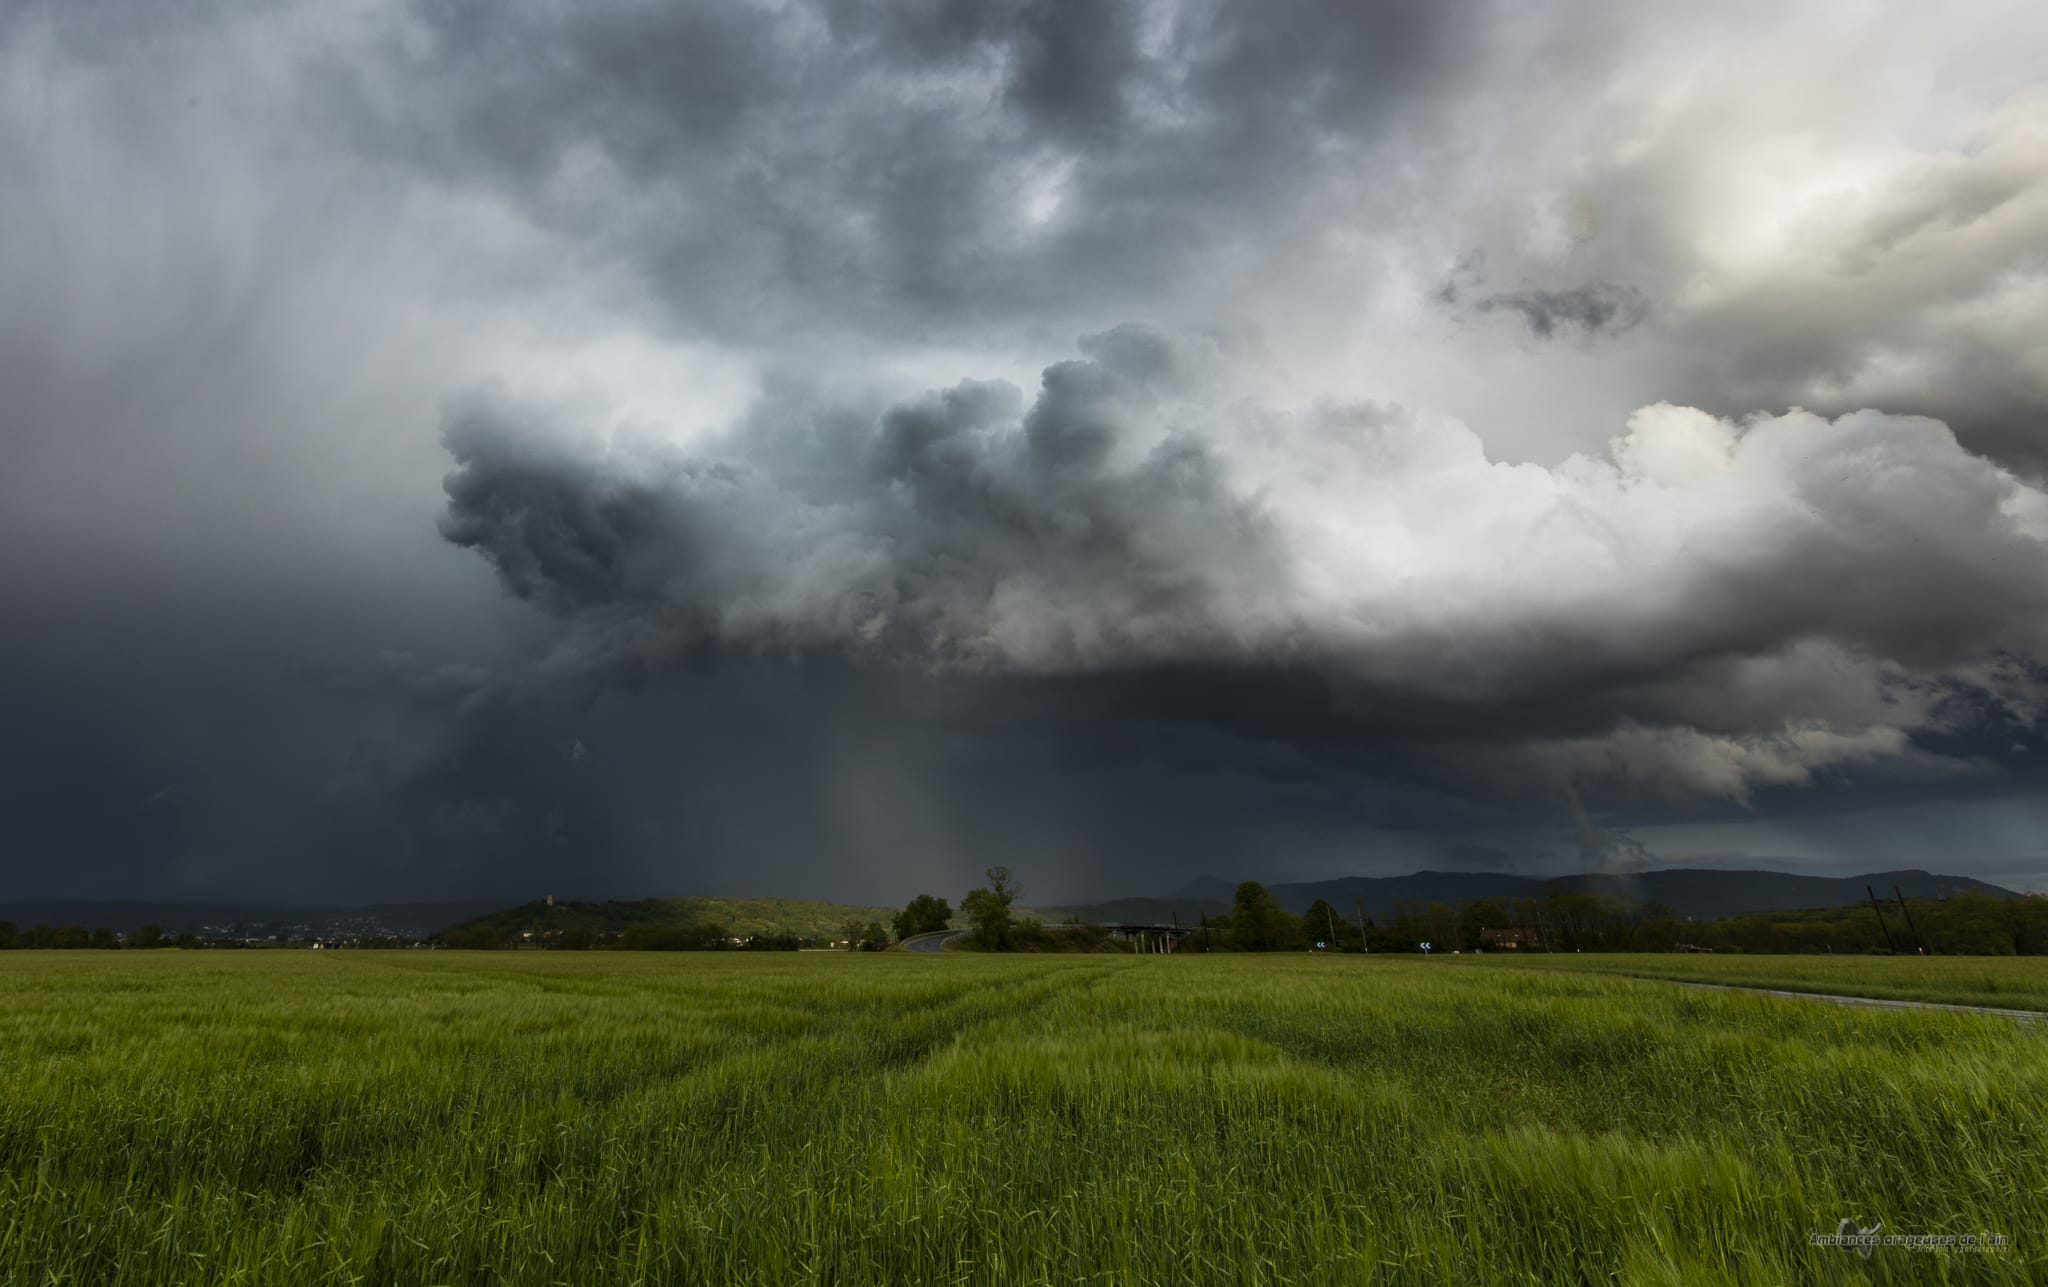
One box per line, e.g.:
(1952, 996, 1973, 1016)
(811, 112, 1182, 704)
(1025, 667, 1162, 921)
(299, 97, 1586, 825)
(1158, 868, 2019, 921)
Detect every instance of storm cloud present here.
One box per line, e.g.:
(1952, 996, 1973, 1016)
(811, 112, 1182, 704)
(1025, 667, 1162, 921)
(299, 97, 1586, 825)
(439, 326, 2048, 806)
(4, 0, 2047, 900)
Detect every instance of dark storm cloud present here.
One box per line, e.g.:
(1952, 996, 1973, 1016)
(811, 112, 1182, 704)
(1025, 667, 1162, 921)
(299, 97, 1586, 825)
(1, 0, 1514, 901)
(440, 327, 1291, 679)
(437, 326, 2048, 811)
(316, 0, 2046, 472)
(316, 0, 1485, 344)
(7, 0, 2048, 901)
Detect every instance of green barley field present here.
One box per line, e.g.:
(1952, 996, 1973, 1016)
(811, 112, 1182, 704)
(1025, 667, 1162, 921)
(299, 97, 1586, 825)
(2, 952, 2042, 1285)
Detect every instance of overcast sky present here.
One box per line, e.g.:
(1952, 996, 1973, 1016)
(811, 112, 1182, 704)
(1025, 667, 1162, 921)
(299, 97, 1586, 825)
(5, 0, 2048, 903)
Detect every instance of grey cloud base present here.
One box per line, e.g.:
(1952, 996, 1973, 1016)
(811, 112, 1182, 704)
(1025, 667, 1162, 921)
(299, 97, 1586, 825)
(440, 327, 2048, 809)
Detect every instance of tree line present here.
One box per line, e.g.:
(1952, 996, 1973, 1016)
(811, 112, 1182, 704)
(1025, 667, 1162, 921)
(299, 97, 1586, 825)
(866, 876, 2048, 956)
(1175, 882, 2048, 955)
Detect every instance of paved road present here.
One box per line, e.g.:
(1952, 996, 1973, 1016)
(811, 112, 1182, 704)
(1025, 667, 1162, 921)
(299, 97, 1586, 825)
(1658, 977, 2041, 1023)
(899, 929, 970, 954)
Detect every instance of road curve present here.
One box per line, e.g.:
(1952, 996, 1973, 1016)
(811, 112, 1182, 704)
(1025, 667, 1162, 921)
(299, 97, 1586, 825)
(899, 929, 970, 954)
(1659, 977, 2042, 1023)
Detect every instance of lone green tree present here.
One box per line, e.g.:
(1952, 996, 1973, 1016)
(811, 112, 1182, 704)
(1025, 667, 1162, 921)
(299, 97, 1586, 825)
(1231, 882, 1288, 951)
(893, 894, 953, 941)
(963, 866, 1021, 950)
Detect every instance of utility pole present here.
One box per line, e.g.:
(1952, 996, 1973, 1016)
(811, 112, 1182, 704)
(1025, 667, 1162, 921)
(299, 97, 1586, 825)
(1866, 885, 1898, 953)
(1353, 898, 1370, 952)
(1893, 885, 1927, 955)
(1325, 903, 1339, 951)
